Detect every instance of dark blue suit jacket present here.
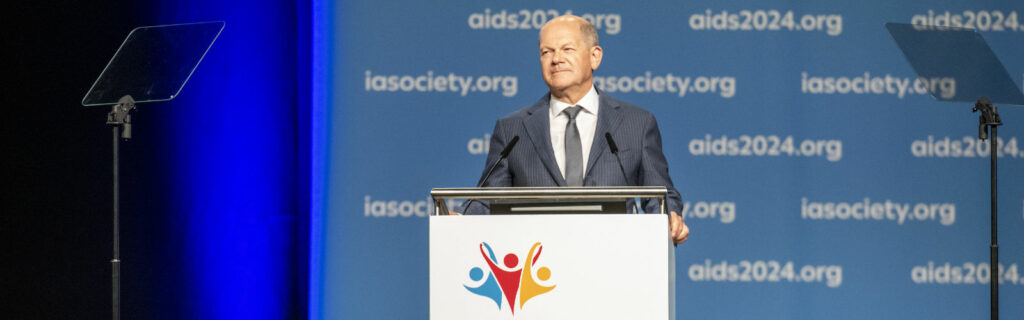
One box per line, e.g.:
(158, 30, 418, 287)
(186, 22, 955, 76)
(464, 92, 684, 214)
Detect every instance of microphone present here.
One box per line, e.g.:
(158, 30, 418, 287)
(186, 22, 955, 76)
(604, 132, 619, 154)
(501, 136, 520, 157)
(461, 136, 519, 214)
(479, 136, 519, 186)
(606, 132, 640, 214)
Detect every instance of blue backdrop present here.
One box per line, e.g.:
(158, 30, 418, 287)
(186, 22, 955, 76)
(313, 0, 1024, 318)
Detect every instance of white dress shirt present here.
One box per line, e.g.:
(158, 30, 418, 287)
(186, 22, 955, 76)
(549, 86, 600, 180)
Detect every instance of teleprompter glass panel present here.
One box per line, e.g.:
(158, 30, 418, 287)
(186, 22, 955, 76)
(82, 21, 224, 106)
(886, 23, 1024, 105)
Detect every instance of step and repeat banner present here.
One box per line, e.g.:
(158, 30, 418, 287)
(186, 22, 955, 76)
(316, 0, 1024, 318)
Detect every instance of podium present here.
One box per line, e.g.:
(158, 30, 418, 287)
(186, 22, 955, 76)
(429, 187, 676, 320)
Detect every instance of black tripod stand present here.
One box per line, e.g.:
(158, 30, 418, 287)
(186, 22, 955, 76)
(973, 97, 1001, 320)
(106, 95, 135, 320)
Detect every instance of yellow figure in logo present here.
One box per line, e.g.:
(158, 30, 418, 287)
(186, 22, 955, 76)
(519, 242, 555, 308)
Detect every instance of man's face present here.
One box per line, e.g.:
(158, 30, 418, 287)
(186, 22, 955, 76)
(539, 21, 601, 95)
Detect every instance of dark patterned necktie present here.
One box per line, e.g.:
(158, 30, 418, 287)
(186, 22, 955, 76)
(563, 105, 584, 186)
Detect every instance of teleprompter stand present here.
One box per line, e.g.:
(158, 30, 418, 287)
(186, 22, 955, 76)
(81, 21, 224, 320)
(887, 23, 1024, 320)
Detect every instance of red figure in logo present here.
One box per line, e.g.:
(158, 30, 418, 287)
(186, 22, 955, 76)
(480, 244, 523, 314)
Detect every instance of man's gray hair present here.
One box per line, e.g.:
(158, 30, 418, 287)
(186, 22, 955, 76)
(579, 19, 599, 47)
(539, 16, 600, 47)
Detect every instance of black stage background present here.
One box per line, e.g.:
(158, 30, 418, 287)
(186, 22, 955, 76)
(2, 2, 306, 319)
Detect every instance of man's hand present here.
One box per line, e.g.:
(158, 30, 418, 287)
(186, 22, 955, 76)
(669, 211, 689, 245)
(448, 210, 461, 216)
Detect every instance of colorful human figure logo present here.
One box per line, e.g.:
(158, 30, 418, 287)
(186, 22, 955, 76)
(464, 242, 556, 314)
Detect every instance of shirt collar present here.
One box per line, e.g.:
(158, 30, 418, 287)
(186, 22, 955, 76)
(550, 86, 599, 118)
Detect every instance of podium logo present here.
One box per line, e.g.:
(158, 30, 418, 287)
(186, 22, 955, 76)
(464, 242, 556, 315)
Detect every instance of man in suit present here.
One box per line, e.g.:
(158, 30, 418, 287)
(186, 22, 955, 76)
(463, 15, 689, 245)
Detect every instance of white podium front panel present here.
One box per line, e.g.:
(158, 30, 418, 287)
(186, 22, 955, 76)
(430, 214, 675, 320)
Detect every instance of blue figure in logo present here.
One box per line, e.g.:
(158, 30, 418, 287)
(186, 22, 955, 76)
(464, 242, 503, 309)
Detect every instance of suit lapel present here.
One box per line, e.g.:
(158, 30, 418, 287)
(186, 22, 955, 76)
(585, 93, 624, 180)
(523, 95, 567, 186)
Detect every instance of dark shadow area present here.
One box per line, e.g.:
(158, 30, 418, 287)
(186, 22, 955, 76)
(2, 1, 307, 318)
